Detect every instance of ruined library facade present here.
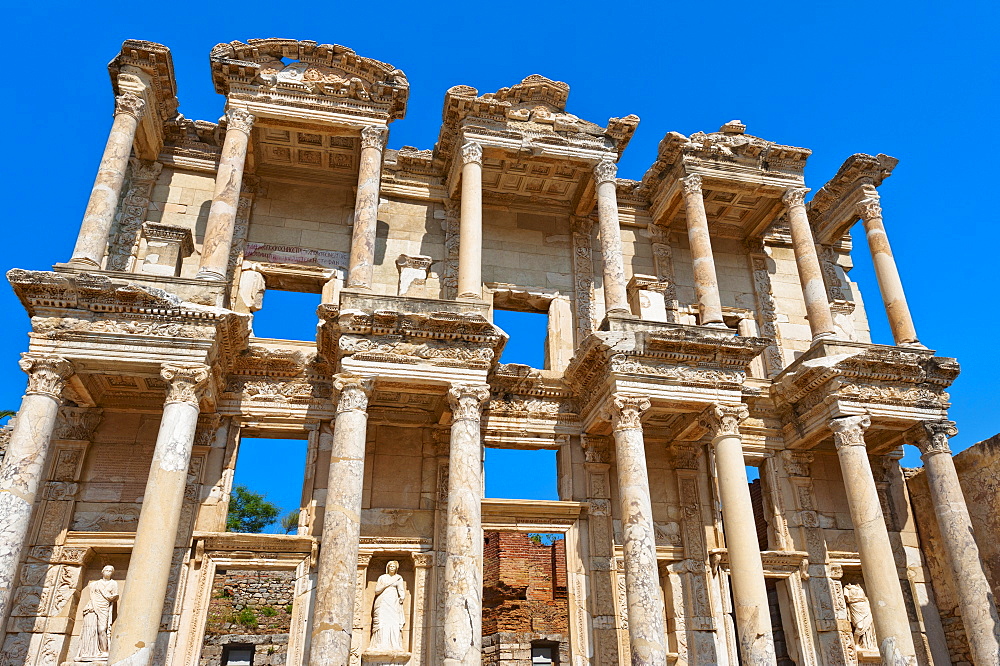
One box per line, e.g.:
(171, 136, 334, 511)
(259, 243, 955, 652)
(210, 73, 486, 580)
(0, 37, 996, 666)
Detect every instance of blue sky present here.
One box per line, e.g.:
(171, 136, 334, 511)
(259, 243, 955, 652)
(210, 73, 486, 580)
(3, 3, 998, 506)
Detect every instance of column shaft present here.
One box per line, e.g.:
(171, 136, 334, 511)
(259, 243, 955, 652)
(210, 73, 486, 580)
(457, 142, 483, 299)
(702, 405, 776, 665)
(830, 416, 916, 661)
(70, 93, 146, 267)
(346, 126, 387, 290)
(609, 395, 668, 665)
(309, 375, 374, 665)
(443, 384, 490, 666)
(0, 355, 72, 625)
(594, 159, 630, 314)
(197, 109, 254, 281)
(783, 188, 836, 340)
(109, 364, 210, 666)
(681, 175, 725, 326)
(857, 198, 919, 344)
(914, 422, 1000, 665)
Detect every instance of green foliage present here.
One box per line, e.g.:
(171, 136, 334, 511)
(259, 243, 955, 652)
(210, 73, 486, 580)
(280, 510, 300, 535)
(261, 606, 277, 617)
(232, 608, 257, 628)
(226, 485, 281, 533)
(0, 410, 15, 423)
(285, 604, 294, 614)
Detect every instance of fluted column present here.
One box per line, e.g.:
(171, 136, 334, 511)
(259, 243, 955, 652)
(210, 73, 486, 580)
(70, 92, 146, 267)
(909, 421, 1000, 665)
(309, 375, 374, 665)
(346, 126, 388, 290)
(594, 159, 630, 315)
(829, 415, 916, 662)
(443, 383, 490, 666)
(0, 355, 73, 626)
(700, 404, 776, 665)
(856, 197, 920, 345)
(109, 363, 210, 666)
(197, 108, 255, 280)
(607, 394, 668, 665)
(681, 175, 725, 327)
(457, 142, 484, 299)
(782, 188, 837, 340)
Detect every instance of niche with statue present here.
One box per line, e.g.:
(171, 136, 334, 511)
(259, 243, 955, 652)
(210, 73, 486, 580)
(359, 557, 414, 665)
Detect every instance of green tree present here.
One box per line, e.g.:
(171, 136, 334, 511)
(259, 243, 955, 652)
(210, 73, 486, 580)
(0, 410, 16, 421)
(226, 485, 281, 533)
(281, 510, 300, 535)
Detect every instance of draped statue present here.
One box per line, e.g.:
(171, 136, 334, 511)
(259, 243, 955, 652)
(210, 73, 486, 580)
(844, 583, 877, 651)
(76, 566, 119, 660)
(369, 561, 406, 651)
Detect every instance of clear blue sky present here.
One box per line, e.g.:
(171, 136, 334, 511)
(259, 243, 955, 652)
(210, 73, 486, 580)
(4, 2, 997, 505)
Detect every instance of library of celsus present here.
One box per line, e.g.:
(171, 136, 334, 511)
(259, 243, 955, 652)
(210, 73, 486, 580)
(2, 37, 999, 666)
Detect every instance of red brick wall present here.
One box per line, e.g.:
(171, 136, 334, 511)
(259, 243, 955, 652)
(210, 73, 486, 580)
(482, 532, 569, 636)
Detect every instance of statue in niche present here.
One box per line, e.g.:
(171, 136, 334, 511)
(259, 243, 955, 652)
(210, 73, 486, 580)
(844, 583, 877, 651)
(369, 561, 406, 651)
(76, 566, 119, 661)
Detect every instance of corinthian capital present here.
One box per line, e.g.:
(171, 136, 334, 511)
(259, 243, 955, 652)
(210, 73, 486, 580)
(699, 403, 749, 439)
(782, 187, 809, 208)
(593, 159, 618, 185)
(360, 125, 389, 150)
(225, 108, 256, 135)
(19, 354, 73, 400)
(447, 383, 491, 422)
(856, 197, 883, 221)
(114, 92, 146, 120)
(607, 394, 651, 432)
(829, 414, 871, 450)
(160, 363, 211, 406)
(333, 374, 375, 414)
(907, 420, 957, 457)
(680, 174, 702, 195)
(460, 141, 483, 166)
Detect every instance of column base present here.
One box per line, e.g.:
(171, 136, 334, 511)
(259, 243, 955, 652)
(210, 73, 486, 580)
(195, 268, 226, 281)
(810, 331, 839, 344)
(898, 340, 927, 349)
(702, 321, 729, 329)
(362, 650, 410, 665)
(67, 257, 101, 269)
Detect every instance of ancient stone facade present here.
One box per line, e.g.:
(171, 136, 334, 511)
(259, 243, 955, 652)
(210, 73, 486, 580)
(0, 37, 997, 666)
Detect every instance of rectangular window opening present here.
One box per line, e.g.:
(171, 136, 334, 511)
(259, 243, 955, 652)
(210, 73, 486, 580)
(747, 464, 768, 550)
(493, 307, 549, 370)
(485, 447, 558, 501)
(228, 437, 308, 535)
(251, 289, 323, 342)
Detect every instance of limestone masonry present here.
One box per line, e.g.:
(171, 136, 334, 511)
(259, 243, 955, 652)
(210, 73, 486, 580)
(0, 37, 996, 666)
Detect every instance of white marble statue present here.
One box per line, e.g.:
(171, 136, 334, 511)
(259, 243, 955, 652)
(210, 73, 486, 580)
(844, 583, 877, 651)
(76, 565, 119, 661)
(369, 561, 406, 651)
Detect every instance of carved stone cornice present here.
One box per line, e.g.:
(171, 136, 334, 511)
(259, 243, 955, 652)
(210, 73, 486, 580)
(699, 404, 749, 439)
(114, 92, 146, 121)
(333, 374, 375, 414)
(360, 125, 389, 151)
(161, 363, 211, 406)
(460, 141, 483, 166)
(109, 39, 179, 122)
(19, 355, 74, 400)
(593, 159, 617, 185)
(448, 384, 490, 422)
(905, 420, 957, 457)
(829, 415, 870, 451)
(224, 108, 255, 135)
(807, 153, 898, 245)
(606, 394, 650, 432)
(781, 187, 809, 209)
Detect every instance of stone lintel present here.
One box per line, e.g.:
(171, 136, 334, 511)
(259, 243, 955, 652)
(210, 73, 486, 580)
(808, 152, 899, 244)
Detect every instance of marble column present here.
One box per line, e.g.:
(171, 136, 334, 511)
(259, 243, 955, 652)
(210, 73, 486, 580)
(70, 92, 146, 267)
(346, 126, 388, 290)
(0, 355, 73, 626)
(700, 404, 776, 665)
(197, 108, 255, 281)
(442, 383, 490, 666)
(607, 394, 668, 666)
(594, 159, 630, 315)
(681, 175, 725, 327)
(782, 188, 837, 341)
(909, 421, 1000, 665)
(309, 375, 374, 666)
(457, 142, 484, 299)
(856, 197, 920, 345)
(829, 415, 916, 662)
(108, 363, 210, 666)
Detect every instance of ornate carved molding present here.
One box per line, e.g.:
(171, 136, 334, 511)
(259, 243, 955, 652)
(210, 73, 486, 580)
(19, 354, 73, 400)
(447, 384, 490, 422)
(225, 108, 255, 135)
(856, 197, 882, 222)
(54, 407, 103, 441)
(782, 187, 809, 209)
(906, 420, 957, 457)
(782, 451, 814, 478)
(699, 403, 749, 439)
(606, 394, 650, 432)
(106, 159, 163, 272)
(582, 435, 612, 464)
(459, 141, 482, 166)
(360, 125, 389, 151)
(829, 415, 870, 450)
(680, 174, 702, 195)
(161, 363, 211, 406)
(593, 159, 617, 185)
(114, 92, 146, 120)
(570, 216, 596, 342)
(333, 374, 375, 414)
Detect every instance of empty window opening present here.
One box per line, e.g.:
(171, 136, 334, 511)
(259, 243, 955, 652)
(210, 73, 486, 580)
(485, 448, 558, 501)
(494, 309, 549, 369)
(251, 289, 322, 341)
(532, 642, 560, 664)
(747, 465, 769, 550)
(221, 644, 254, 666)
(229, 437, 308, 535)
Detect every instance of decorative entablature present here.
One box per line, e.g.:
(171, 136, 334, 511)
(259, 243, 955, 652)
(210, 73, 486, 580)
(565, 316, 769, 428)
(381, 146, 443, 196)
(220, 343, 334, 416)
(210, 38, 408, 127)
(639, 121, 811, 240)
(108, 40, 181, 160)
(318, 292, 507, 385)
(486, 363, 578, 436)
(161, 117, 222, 169)
(7, 269, 250, 406)
(771, 339, 959, 451)
(434, 75, 639, 209)
(807, 153, 898, 245)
